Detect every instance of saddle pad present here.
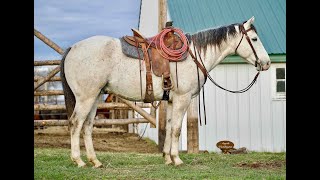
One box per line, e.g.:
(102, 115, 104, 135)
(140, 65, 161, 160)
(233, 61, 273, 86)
(120, 37, 151, 59)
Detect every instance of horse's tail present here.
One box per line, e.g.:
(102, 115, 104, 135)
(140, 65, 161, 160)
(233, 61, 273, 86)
(60, 47, 75, 119)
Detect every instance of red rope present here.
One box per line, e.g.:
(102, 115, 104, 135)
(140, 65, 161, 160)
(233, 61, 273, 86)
(147, 28, 189, 61)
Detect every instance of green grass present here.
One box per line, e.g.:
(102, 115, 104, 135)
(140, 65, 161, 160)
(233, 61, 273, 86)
(34, 148, 285, 180)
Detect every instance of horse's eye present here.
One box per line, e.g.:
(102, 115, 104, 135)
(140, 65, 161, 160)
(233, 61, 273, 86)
(252, 37, 257, 41)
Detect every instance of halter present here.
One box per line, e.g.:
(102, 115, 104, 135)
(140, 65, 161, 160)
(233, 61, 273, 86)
(235, 23, 262, 70)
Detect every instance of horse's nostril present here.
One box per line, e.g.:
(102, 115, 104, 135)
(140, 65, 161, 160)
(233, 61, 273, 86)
(267, 61, 270, 65)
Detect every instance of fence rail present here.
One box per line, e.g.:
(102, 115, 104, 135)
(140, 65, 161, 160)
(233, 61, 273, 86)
(34, 103, 152, 111)
(34, 118, 148, 127)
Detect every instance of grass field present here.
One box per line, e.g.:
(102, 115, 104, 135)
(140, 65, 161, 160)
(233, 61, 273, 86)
(34, 148, 285, 179)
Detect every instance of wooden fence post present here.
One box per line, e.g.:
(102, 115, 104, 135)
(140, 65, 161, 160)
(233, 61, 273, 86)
(187, 97, 199, 153)
(157, 0, 168, 153)
(34, 29, 64, 55)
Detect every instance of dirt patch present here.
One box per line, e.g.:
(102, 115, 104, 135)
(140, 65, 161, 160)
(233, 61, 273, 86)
(34, 126, 159, 153)
(236, 160, 285, 169)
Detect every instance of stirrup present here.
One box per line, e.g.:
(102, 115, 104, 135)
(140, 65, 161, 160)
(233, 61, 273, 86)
(162, 74, 174, 90)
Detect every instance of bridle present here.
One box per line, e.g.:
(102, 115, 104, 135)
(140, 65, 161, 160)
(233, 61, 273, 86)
(188, 22, 262, 125)
(235, 23, 262, 70)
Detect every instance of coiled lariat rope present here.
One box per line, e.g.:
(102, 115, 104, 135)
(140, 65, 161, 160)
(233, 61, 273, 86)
(147, 28, 189, 61)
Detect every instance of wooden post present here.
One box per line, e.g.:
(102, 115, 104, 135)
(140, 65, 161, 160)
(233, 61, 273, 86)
(128, 110, 134, 133)
(158, 0, 167, 32)
(158, 101, 167, 152)
(34, 66, 61, 91)
(34, 29, 64, 55)
(34, 29, 64, 91)
(34, 60, 61, 66)
(113, 96, 129, 132)
(157, 0, 168, 153)
(118, 97, 156, 127)
(187, 97, 199, 153)
(34, 76, 61, 82)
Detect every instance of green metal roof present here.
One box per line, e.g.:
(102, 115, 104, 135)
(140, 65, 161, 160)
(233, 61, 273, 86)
(168, 0, 286, 54)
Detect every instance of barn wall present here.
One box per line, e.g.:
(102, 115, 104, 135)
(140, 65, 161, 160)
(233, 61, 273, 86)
(195, 64, 286, 152)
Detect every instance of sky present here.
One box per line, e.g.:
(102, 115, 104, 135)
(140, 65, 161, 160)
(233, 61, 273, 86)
(34, 0, 141, 60)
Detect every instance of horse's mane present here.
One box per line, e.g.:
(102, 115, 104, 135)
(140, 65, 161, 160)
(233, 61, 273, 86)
(185, 23, 257, 54)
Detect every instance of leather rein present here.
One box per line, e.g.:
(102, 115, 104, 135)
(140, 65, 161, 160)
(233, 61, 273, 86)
(187, 23, 261, 126)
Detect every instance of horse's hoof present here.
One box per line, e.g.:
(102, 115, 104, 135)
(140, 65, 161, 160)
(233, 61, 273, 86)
(173, 157, 184, 166)
(164, 154, 173, 165)
(93, 162, 103, 168)
(174, 161, 184, 166)
(77, 162, 86, 168)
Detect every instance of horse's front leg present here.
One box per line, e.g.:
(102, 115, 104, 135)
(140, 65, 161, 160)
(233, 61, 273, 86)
(170, 93, 192, 166)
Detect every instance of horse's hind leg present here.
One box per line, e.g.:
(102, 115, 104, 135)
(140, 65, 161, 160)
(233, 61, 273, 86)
(70, 96, 98, 167)
(83, 94, 103, 168)
(163, 102, 173, 165)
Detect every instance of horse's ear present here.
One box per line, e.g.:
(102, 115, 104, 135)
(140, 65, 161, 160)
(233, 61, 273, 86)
(244, 16, 255, 30)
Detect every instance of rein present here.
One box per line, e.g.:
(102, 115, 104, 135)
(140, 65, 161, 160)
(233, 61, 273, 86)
(188, 23, 262, 125)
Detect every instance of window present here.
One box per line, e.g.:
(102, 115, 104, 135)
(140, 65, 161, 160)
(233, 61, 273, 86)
(271, 64, 286, 100)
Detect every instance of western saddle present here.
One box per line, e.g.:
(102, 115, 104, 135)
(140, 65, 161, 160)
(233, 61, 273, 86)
(123, 22, 188, 103)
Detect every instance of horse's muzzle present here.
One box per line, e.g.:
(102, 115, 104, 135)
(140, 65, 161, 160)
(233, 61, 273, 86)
(257, 61, 270, 71)
(261, 61, 271, 71)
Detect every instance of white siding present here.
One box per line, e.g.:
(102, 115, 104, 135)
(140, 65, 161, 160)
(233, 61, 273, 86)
(194, 64, 286, 152)
(138, 0, 158, 36)
(136, 64, 286, 152)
